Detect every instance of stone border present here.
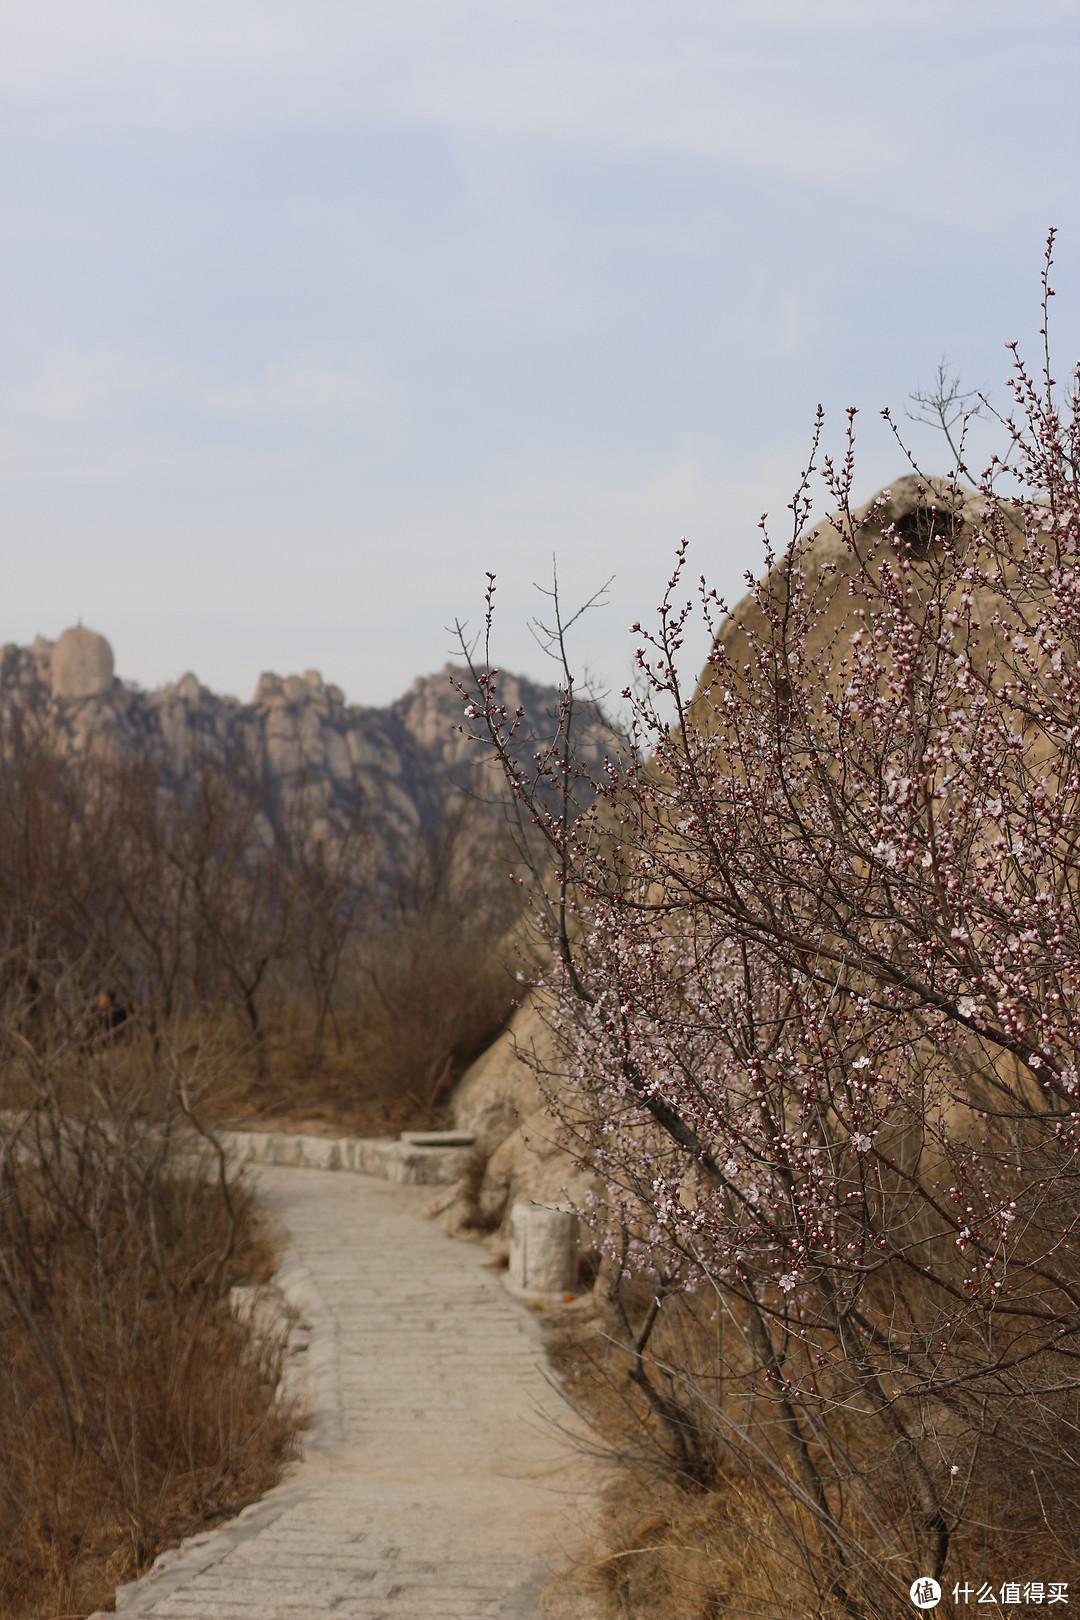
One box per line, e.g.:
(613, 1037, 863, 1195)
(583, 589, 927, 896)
(103, 1485, 309, 1615)
(0, 1115, 476, 1187)
(217, 1128, 475, 1185)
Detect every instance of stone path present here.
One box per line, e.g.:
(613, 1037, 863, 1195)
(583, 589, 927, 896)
(97, 1165, 598, 1620)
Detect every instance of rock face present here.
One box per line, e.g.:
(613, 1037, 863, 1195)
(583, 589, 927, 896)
(50, 626, 115, 700)
(451, 1001, 547, 1152)
(0, 627, 610, 856)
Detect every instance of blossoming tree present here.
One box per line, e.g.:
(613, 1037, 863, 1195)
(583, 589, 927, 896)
(458, 241, 1080, 1612)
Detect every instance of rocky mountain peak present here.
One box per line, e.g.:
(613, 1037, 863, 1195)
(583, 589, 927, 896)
(1, 629, 607, 859)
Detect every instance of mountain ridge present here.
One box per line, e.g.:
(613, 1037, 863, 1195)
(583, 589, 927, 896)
(1, 627, 587, 849)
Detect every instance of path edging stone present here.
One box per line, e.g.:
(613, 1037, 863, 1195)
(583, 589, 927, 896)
(217, 1128, 474, 1184)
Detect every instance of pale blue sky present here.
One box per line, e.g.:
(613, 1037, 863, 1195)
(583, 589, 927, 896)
(2, 1, 1079, 705)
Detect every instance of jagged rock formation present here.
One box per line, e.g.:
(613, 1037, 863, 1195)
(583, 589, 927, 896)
(0, 632, 599, 853)
(51, 626, 115, 700)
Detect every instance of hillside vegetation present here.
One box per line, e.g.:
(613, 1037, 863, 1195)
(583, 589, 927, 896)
(0, 655, 562, 1616)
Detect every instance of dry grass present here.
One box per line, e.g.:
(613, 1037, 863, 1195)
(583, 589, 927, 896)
(540, 1290, 1080, 1620)
(0, 1041, 298, 1620)
(575, 1468, 1076, 1620)
(203, 929, 517, 1134)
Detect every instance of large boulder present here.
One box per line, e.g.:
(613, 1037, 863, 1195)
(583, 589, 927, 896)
(50, 626, 114, 701)
(446, 995, 600, 1242)
(451, 999, 547, 1152)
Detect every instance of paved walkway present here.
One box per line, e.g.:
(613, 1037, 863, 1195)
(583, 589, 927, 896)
(99, 1165, 598, 1620)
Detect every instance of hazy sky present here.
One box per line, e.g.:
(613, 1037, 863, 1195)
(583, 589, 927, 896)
(3, 1, 1079, 706)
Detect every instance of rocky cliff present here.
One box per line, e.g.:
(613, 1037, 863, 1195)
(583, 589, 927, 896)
(0, 627, 599, 855)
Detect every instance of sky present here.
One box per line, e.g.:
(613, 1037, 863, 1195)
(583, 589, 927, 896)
(2, 1, 1079, 708)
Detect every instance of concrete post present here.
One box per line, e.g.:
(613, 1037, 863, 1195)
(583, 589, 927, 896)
(508, 1202, 578, 1295)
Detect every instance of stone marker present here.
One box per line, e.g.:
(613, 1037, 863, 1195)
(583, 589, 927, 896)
(508, 1201, 579, 1295)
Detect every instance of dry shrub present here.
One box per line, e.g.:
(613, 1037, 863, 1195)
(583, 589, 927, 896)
(203, 811, 520, 1132)
(583, 1454, 1076, 1620)
(0, 1028, 297, 1620)
(353, 921, 516, 1120)
(344, 809, 519, 1118)
(547, 1277, 1080, 1619)
(243, 810, 520, 1126)
(586, 1472, 817, 1620)
(226, 924, 517, 1134)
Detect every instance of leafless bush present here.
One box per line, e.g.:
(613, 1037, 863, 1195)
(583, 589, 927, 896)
(0, 997, 296, 1620)
(349, 811, 520, 1119)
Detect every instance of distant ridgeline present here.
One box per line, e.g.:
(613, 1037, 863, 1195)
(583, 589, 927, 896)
(0, 627, 610, 860)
